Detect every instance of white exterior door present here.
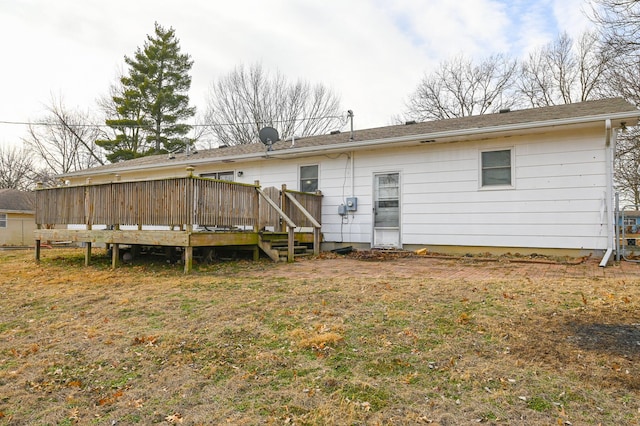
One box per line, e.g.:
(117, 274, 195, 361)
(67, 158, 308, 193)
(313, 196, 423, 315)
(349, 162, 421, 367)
(373, 172, 400, 248)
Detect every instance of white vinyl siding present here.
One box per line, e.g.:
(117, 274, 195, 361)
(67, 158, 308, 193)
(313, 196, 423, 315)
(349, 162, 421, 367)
(399, 129, 607, 250)
(86, 124, 609, 252)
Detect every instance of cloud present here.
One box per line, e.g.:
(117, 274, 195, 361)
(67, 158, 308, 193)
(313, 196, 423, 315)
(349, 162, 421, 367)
(0, 0, 599, 147)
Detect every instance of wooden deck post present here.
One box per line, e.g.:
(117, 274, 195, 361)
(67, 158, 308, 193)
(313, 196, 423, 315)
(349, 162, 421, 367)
(35, 182, 43, 262)
(84, 177, 93, 266)
(85, 243, 92, 266)
(287, 228, 295, 262)
(184, 246, 193, 274)
(313, 227, 321, 255)
(111, 243, 120, 269)
(253, 180, 260, 232)
(280, 184, 288, 233)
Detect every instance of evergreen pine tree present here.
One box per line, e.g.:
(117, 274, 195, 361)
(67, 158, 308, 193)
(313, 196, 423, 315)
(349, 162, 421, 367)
(98, 23, 195, 162)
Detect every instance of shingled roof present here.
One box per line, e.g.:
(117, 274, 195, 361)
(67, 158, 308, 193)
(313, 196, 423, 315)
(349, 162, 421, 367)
(0, 189, 35, 212)
(63, 98, 639, 177)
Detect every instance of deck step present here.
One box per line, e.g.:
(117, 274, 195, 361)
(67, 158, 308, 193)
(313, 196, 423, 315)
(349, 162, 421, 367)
(258, 233, 316, 262)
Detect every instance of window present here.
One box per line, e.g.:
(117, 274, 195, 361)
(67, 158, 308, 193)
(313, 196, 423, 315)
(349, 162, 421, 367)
(0, 213, 6, 228)
(481, 149, 512, 187)
(300, 165, 318, 192)
(201, 171, 235, 181)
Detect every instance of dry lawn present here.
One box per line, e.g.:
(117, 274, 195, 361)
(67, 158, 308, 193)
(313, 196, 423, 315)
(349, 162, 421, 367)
(0, 248, 639, 425)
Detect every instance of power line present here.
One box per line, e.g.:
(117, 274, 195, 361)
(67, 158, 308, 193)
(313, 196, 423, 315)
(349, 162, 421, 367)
(0, 113, 348, 129)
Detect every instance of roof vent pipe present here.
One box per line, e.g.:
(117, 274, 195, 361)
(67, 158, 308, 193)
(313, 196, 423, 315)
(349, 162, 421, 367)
(347, 110, 354, 141)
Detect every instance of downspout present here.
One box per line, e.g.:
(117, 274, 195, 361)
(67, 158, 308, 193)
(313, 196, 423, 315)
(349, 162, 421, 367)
(600, 119, 614, 267)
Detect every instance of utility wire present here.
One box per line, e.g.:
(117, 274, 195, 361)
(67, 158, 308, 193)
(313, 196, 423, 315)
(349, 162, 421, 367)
(0, 113, 348, 129)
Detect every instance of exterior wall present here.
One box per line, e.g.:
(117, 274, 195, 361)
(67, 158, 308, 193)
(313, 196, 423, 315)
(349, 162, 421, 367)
(0, 212, 36, 246)
(234, 127, 607, 252)
(65, 124, 609, 252)
(336, 127, 607, 251)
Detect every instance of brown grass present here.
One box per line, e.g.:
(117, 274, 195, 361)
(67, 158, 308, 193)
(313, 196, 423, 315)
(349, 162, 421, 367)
(0, 248, 639, 425)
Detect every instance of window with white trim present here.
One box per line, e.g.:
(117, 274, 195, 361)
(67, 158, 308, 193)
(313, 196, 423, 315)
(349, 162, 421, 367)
(0, 213, 6, 228)
(481, 149, 512, 187)
(201, 171, 235, 181)
(300, 165, 319, 193)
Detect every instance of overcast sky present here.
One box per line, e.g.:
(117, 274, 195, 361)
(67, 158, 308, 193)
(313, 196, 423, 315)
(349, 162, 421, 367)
(0, 0, 594, 148)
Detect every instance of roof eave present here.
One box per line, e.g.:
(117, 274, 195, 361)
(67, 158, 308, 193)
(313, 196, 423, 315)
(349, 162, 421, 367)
(61, 110, 640, 178)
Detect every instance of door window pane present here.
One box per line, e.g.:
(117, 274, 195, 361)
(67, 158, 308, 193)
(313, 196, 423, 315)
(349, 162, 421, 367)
(374, 173, 399, 227)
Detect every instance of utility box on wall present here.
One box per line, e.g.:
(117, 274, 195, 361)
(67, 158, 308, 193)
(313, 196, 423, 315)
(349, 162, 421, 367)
(346, 197, 358, 212)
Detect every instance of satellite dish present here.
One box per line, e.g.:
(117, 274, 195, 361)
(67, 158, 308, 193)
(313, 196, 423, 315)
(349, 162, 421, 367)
(259, 127, 280, 151)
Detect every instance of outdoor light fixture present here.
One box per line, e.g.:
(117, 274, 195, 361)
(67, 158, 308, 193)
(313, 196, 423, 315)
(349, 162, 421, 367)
(237, 171, 244, 177)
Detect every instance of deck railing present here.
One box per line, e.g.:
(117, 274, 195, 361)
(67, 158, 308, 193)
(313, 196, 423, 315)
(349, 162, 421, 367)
(35, 176, 322, 238)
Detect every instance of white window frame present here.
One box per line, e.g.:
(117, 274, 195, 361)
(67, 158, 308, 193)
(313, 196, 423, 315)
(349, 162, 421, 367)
(479, 148, 515, 190)
(0, 213, 6, 228)
(299, 164, 319, 193)
(200, 171, 235, 181)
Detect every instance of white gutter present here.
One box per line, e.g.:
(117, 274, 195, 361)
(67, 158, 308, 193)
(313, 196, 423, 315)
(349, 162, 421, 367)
(61, 110, 640, 178)
(600, 119, 614, 267)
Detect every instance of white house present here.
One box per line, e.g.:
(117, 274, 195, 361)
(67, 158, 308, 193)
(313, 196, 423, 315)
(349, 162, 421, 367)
(59, 98, 640, 261)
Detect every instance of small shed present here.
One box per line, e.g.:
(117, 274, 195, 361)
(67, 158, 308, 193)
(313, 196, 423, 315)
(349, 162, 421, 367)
(0, 189, 36, 247)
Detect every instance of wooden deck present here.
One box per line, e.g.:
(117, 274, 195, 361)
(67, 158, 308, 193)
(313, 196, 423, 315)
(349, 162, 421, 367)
(34, 171, 322, 273)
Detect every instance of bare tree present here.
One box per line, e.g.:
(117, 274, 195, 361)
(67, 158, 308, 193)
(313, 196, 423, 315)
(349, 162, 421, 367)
(615, 128, 640, 205)
(0, 145, 35, 190)
(590, 1, 640, 204)
(591, 0, 640, 53)
(404, 54, 519, 121)
(23, 96, 104, 176)
(518, 32, 610, 107)
(205, 63, 343, 146)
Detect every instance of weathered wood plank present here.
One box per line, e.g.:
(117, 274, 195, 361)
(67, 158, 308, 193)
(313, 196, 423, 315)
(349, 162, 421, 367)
(34, 229, 191, 246)
(189, 232, 259, 247)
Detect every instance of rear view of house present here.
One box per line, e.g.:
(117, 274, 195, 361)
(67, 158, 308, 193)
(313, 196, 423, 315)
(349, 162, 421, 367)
(0, 189, 35, 247)
(41, 98, 640, 267)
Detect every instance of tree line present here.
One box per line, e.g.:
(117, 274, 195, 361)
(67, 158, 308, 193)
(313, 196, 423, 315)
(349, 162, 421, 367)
(2, 0, 639, 202)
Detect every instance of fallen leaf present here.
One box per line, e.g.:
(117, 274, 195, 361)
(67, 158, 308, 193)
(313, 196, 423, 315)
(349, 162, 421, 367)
(165, 412, 183, 424)
(69, 407, 79, 421)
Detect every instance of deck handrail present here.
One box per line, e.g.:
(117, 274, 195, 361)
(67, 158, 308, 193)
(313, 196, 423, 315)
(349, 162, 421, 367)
(35, 177, 261, 229)
(284, 191, 321, 228)
(255, 187, 296, 228)
(255, 186, 297, 261)
(34, 174, 323, 264)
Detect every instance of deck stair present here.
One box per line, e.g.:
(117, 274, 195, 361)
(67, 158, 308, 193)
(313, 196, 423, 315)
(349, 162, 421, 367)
(257, 233, 313, 262)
